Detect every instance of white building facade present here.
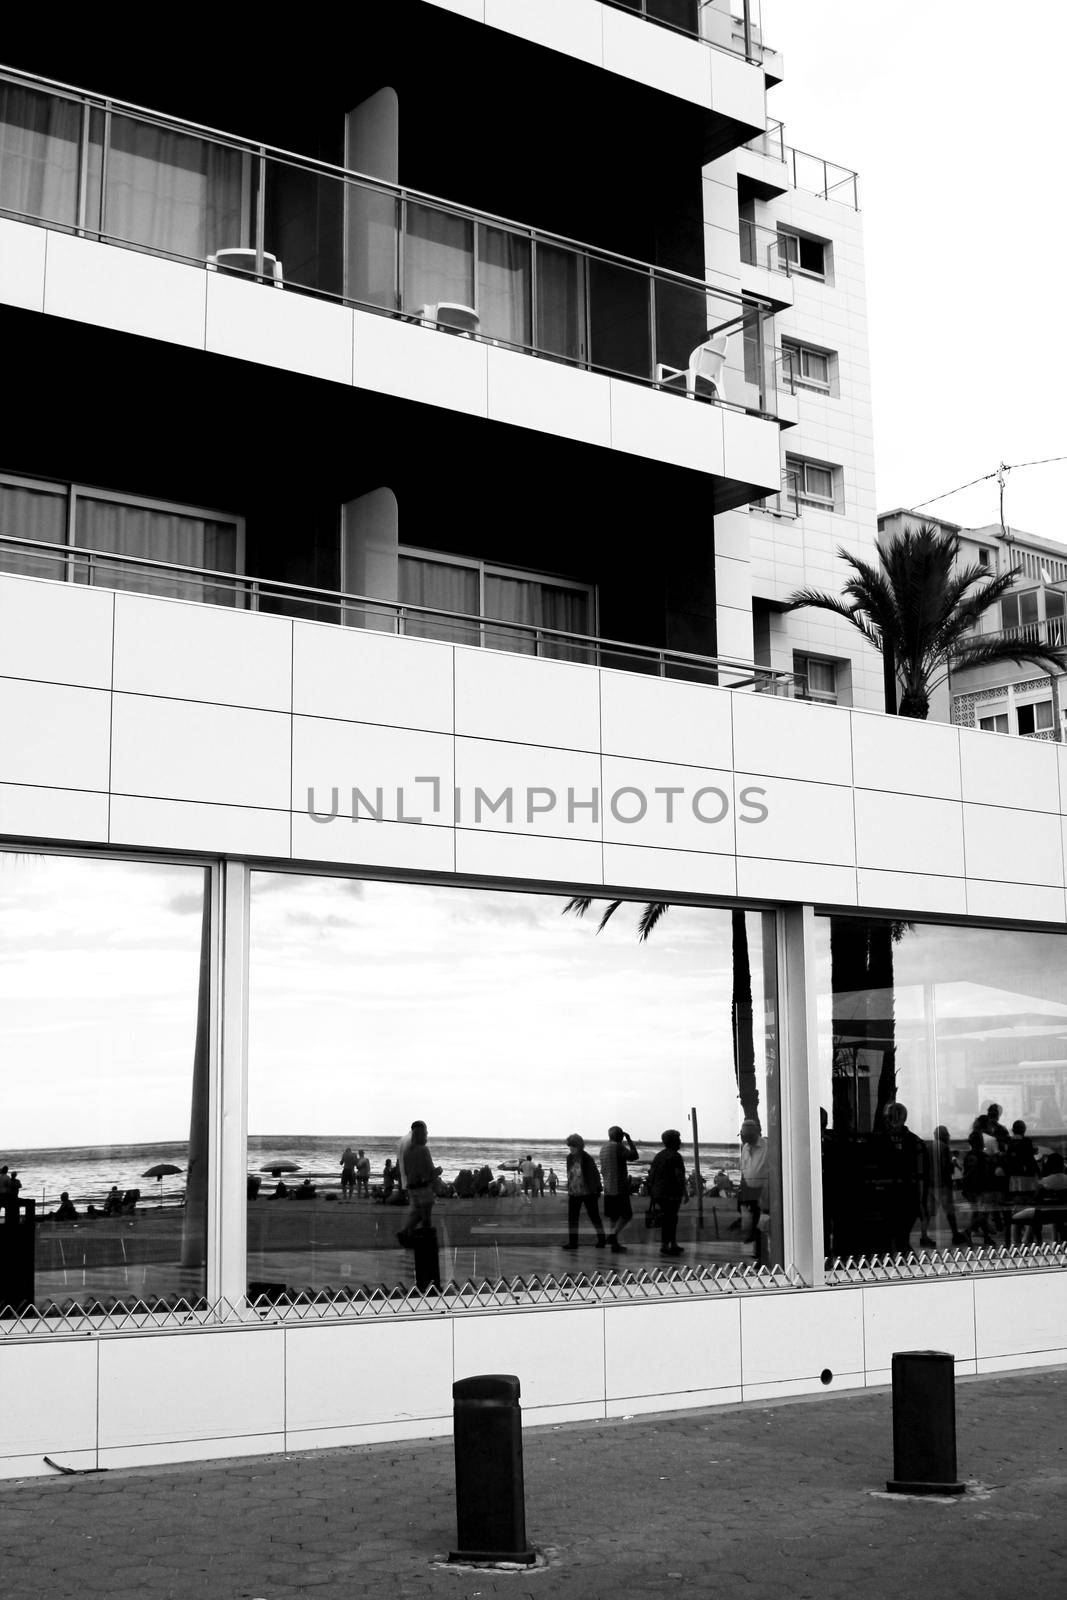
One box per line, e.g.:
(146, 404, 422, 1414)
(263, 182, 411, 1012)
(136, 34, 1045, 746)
(0, 1, 1064, 1479)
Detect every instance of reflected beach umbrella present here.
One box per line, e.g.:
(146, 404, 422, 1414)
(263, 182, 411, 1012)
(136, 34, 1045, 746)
(260, 1160, 301, 1177)
(142, 1162, 183, 1207)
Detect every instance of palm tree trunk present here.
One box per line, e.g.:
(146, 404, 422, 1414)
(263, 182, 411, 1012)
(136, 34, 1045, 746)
(882, 638, 898, 715)
(731, 910, 759, 1120)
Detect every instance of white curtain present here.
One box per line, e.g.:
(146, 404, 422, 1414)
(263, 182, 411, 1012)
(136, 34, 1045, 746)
(0, 86, 81, 226)
(398, 555, 479, 644)
(477, 226, 531, 348)
(485, 575, 591, 661)
(77, 499, 239, 604)
(403, 204, 473, 315)
(100, 114, 245, 261)
(0, 483, 68, 578)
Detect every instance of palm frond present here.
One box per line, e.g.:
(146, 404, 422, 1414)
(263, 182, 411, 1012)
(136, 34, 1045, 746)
(637, 902, 670, 941)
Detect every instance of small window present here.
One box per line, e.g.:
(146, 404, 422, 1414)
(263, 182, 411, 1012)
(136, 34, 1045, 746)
(1017, 701, 1053, 736)
(976, 548, 990, 569)
(781, 340, 833, 392)
(777, 229, 826, 278)
(978, 713, 1009, 734)
(795, 654, 837, 703)
(1045, 590, 1065, 620)
(1002, 591, 1039, 629)
(786, 454, 839, 511)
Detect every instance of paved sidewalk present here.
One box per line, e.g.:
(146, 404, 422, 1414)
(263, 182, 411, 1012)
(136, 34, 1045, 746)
(3, 1368, 1065, 1600)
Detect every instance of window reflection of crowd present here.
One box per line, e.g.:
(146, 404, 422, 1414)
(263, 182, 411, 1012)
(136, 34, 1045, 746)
(822, 1099, 1067, 1262)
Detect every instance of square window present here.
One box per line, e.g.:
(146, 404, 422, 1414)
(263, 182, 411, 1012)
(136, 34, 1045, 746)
(978, 712, 1009, 734)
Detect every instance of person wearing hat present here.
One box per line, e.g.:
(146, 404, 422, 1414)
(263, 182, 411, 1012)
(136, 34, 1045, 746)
(561, 1134, 606, 1251)
(648, 1129, 687, 1257)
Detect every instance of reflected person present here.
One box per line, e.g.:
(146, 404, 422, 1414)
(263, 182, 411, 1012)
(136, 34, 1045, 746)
(560, 1134, 606, 1252)
(600, 1125, 639, 1254)
(648, 1129, 687, 1258)
(397, 1120, 441, 1246)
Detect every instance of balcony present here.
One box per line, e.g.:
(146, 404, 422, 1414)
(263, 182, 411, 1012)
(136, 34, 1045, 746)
(602, 1, 775, 70)
(741, 121, 860, 210)
(0, 67, 778, 417)
(0, 533, 797, 695)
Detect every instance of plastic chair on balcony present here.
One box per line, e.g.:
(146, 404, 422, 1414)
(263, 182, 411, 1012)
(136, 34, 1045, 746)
(655, 333, 728, 399)
(416, 301, 480, 336)
(206, 248, 284, 288)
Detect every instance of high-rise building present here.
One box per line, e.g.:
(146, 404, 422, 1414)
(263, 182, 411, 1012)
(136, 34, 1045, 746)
(1, 3, 1064, 1480)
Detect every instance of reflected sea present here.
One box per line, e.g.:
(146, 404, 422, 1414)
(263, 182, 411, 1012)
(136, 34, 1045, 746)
(4, 1133, 743, 1210)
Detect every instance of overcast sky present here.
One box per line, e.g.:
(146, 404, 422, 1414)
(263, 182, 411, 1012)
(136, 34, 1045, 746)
(763, 0, 1067, 541)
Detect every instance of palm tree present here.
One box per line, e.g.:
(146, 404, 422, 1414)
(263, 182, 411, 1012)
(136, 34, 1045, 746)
(787, 522, 1064, 718)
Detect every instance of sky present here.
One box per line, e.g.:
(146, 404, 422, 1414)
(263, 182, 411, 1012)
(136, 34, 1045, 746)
(762, 0, 1067, 541)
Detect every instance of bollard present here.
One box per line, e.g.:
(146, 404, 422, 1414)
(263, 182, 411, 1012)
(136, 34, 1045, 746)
(886, 1349, 965, 1495)
(413, 1227, 441, 1293)
(0, 1197, 36, 1317)
(449, 1374, 536, 1564)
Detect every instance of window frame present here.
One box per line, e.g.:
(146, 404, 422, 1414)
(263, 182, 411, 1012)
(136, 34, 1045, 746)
(781, 338, 833, 393)
(785, 454, 840, 512)
(776, 227, 827, 280)
(398, 544, 598, 645)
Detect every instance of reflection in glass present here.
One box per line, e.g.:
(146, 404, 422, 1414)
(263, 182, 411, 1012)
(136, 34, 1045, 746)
(0, 854, 210, 1315)
(246, 876, 781, 1301)
(0, 84, 81, 227)
(817, 916, 1067, 1262)
(94, 113, 247, 261)
(403, 203, 474, 316)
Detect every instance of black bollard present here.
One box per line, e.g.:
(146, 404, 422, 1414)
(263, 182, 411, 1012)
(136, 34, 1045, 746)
(449, 1374, 536, 1564)
(0, 1198, 36, 1316)
(413, 1227, 441, 1293)
(886, 1349, 965, 1495)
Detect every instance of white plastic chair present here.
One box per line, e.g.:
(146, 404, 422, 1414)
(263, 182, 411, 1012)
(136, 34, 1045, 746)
(416, 301, 480, 335)
(655, 333, 728, 399)
(206, 248, 284, 288)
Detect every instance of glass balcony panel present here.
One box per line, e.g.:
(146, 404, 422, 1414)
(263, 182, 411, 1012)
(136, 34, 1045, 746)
(0, 481, 68, 579)
(100, 113, 248, 263)
(343, 177, 399, 310)
(403, 202, 474, 319)
(535, 243, 584, 364)
(476, 224, 531, 349)
(74, 498, 241, 605)
(647, 0, 700, 32)
(484, 574, 592, 663)
(264, 157, 343, 298)
(588, 258, 651, 380)
(654, 277, 712, 392)
(0, 83, 81, 228)
(398, 554, 479, 645)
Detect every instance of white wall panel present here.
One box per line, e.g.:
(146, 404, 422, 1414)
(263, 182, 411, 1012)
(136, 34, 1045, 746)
(854, 791, 965, 878)
(959, 726, 1060, 813)
(484, 0, 604, 66)
(965, 880, 1066, 924)
(736, 856, 857, 905)
(453, 738, 602, 839)
(292, 718, 454, 821)
(599, 673, 733, 768)
(292, 811, 454, 872)
(353, 310, 489, 417)
(0, 679, 111, 791)
(973, 1272, 1067, 1360)
(113, 595, 292, 711)
(851, 712, 961, 800)
(110, 695, 291, 809)
(293, 625, 454, 733)
(855, 867, 968, 917)
(456, 827, 602, 884)
(97, 1329, 285, 1447)
(602, 755, 737, 854)
(486, 346, 612, 448)
(861, 1281, 977, 1382)
(110, 796, 291, 857)
(733, 773, 855, 866)
(44, 234, 207, 347)
(963, 804, 1063, 887)
(284, 1320, 453, 1432)
(740, 1288, 865, 1388)
(708, 47, 767, 128)
(733, 695, 852, 786)
(453, 1305, 605, 1416)
(721, 409, 783, 492)
(205, 275, 353, 383)
(603, 842, 737, 897)
(0, 1339, 98, 1460)
(605, 1298, 741, 1401)
(0, 781, 109, 844)
(601, 5, 712, 107)
(609, 381, 726, 475)
(0, 576, 113, 689)
(0, 217, 47, 312)
(455, 649, 600, 751)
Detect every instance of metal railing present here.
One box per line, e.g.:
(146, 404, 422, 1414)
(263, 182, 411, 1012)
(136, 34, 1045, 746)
(0, 534, 797, 694)
(984, 617, 1067, 651)
(0, 66, 777, 414)
(750, 470, 800, 519)
(739, 216, 791, 275)
(744, 120, 860, 209)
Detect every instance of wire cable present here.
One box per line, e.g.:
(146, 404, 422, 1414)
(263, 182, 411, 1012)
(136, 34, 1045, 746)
(908, 455, 1067, 514)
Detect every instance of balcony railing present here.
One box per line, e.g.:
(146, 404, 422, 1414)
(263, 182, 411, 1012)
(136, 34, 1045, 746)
(751, 470, 799, 519)
(0, 533, 798, 694)
(739, 217, 791, 276)
(982, 617, 1067, 651)
(601, 2, 767, 66)
(744, 121, 860, 210)
(0, 67, 777, 415)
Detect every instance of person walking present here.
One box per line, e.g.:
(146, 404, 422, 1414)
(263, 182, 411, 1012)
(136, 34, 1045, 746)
(599, 1125, 639, 1253)
(648, 1129, 687, 1258)
(560, 1134, 606, 1252)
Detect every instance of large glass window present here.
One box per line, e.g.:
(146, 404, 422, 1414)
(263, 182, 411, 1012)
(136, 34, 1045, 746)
(398, 550, 594, 659)
(0, 855, 211, 1317)
(817, 915, 1067, 1263)
(247, 878, 781, 1302)
(0, 83, 81, 228)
